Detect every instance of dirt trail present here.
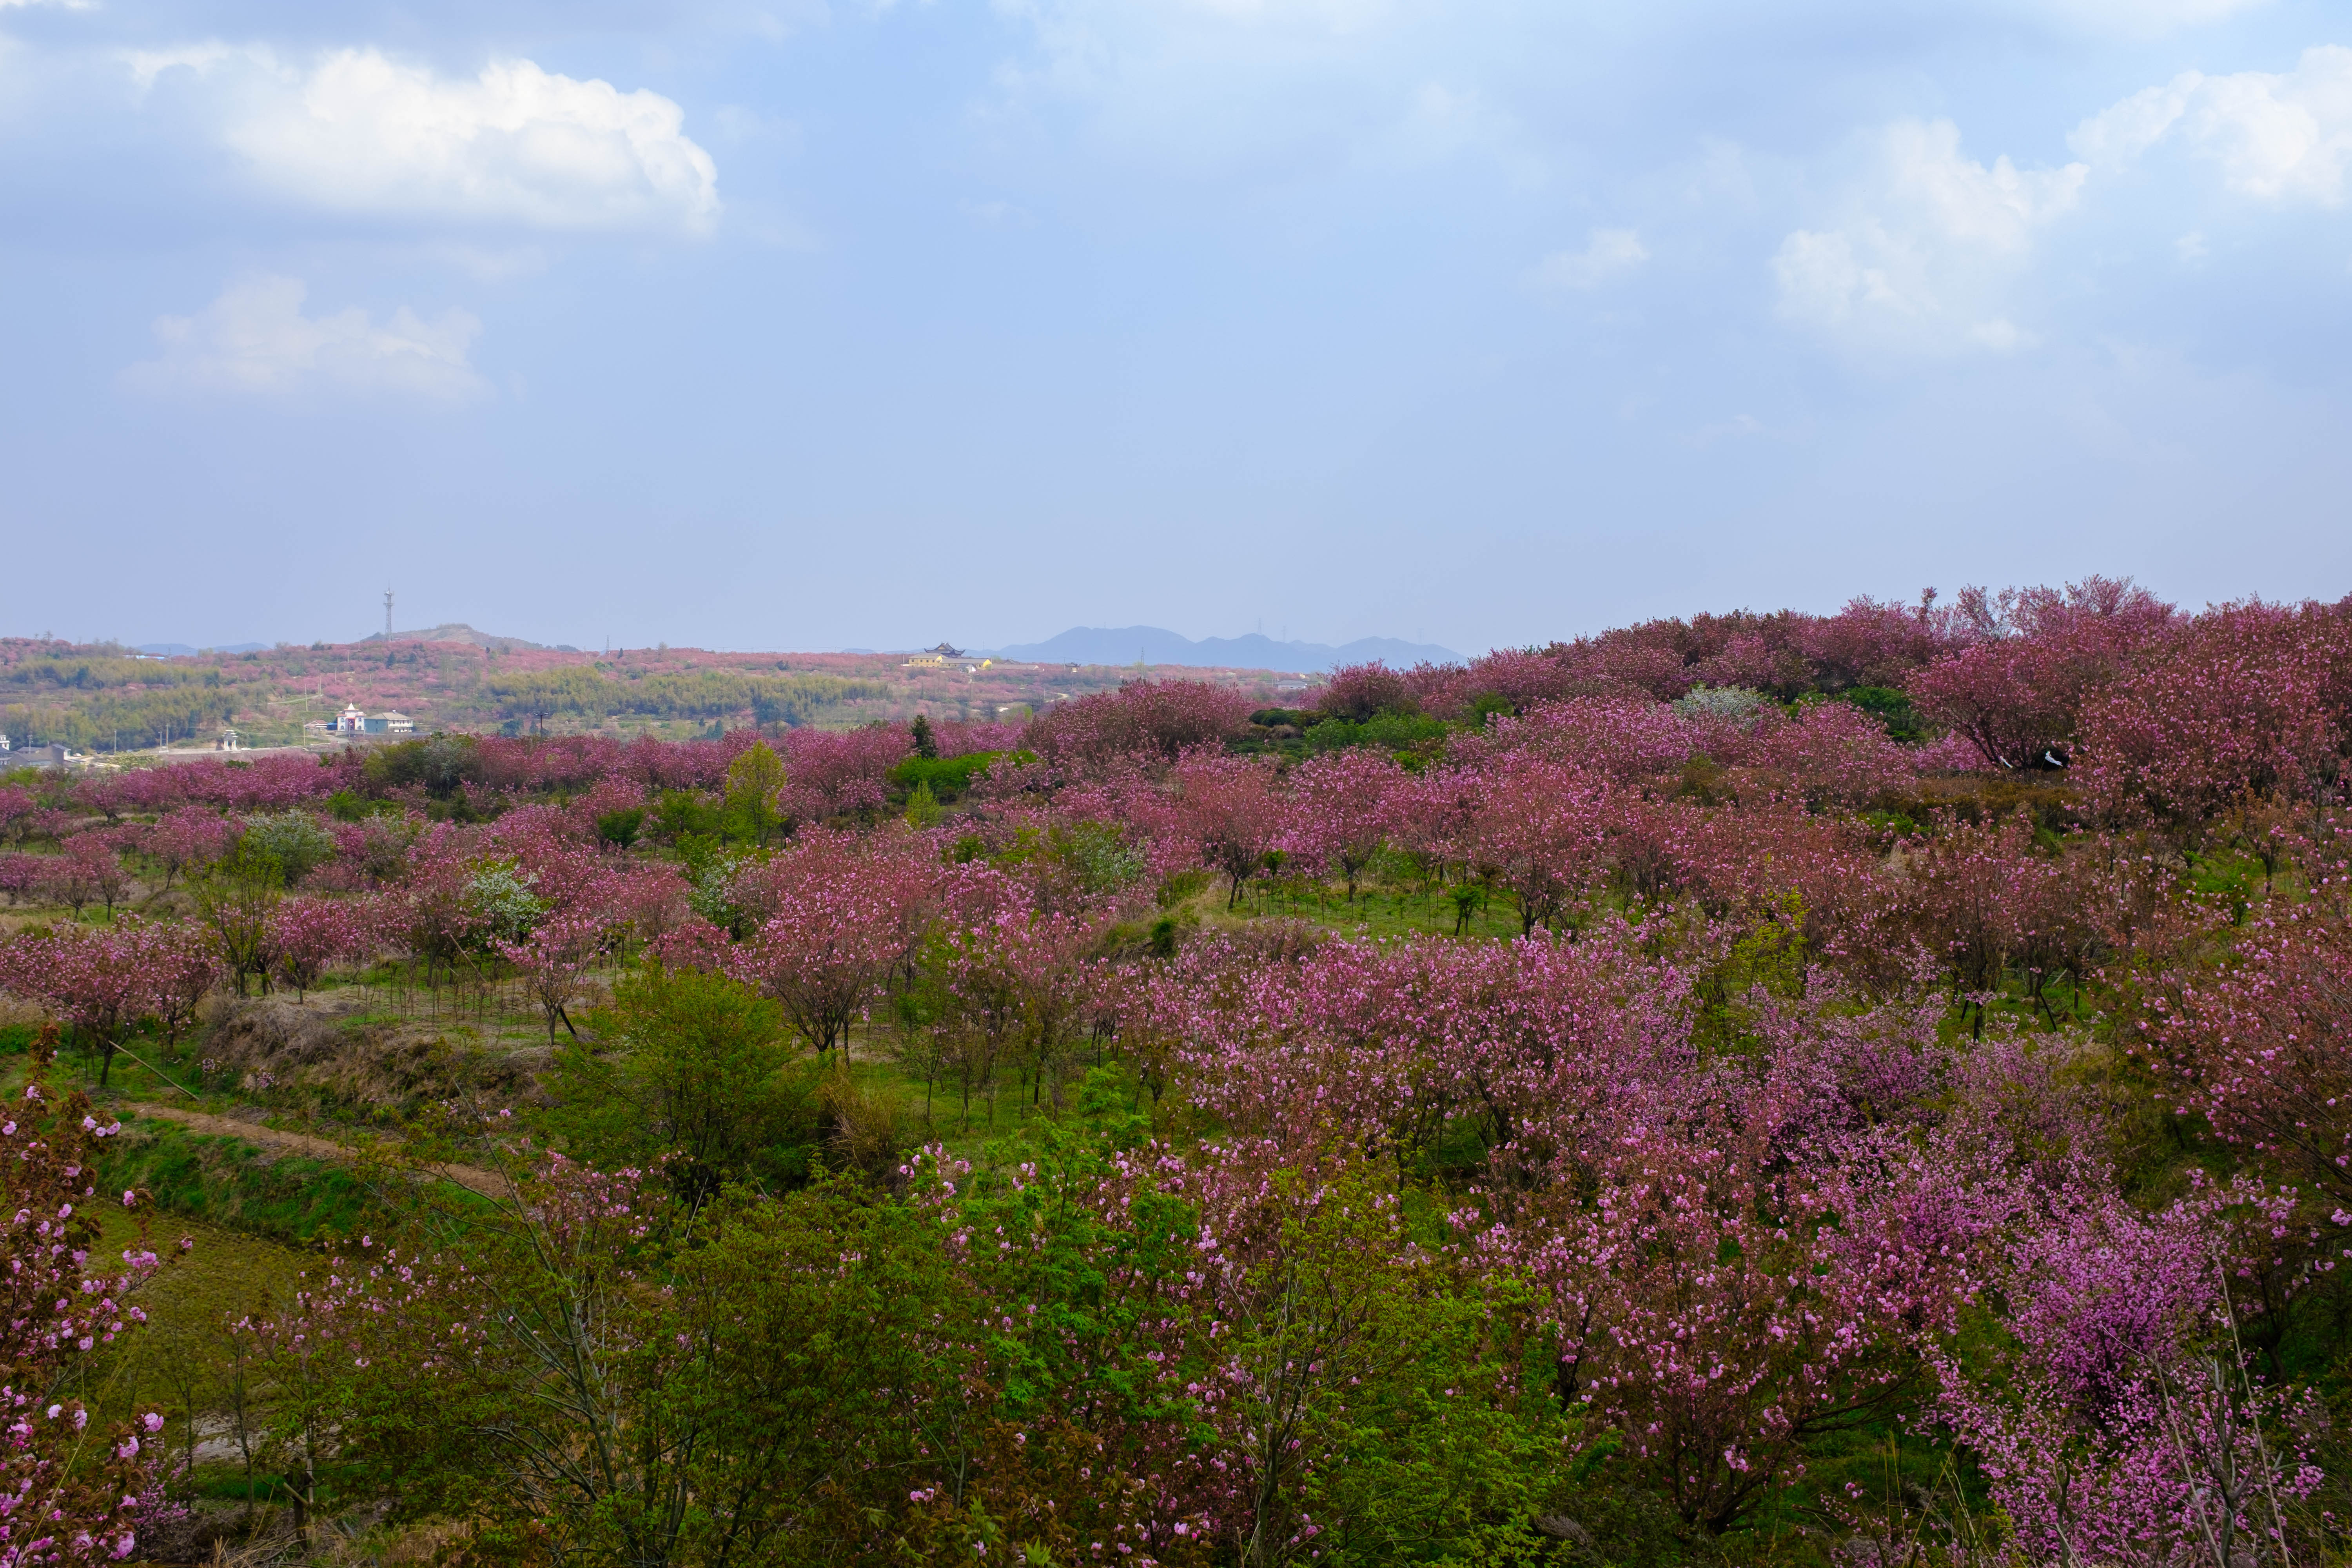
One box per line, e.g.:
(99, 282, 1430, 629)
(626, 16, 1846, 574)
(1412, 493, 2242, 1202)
(122, 1102, 510, 1198)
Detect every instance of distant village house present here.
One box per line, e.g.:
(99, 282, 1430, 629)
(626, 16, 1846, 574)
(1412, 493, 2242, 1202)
(332, 705, 416, 735)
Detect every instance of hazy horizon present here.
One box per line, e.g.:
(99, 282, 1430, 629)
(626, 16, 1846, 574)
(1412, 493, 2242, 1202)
(88, 621, 1466, 671)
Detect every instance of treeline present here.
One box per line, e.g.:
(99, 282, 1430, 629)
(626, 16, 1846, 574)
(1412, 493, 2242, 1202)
(2, 649, 247, 748)
(0, 645, 893, 748)
(3, 690, 242, 751)
(481, 665, 891, 724)
(1, 651, 236, 691)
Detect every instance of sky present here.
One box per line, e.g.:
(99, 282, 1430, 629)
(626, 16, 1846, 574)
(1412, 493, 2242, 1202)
(2, 0, 2348, 656)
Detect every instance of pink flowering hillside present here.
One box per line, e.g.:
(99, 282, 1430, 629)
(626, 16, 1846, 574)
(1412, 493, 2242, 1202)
(4, 577, 2352, 1566)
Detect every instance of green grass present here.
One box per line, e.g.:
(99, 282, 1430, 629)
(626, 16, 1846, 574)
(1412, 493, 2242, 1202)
(1191, 876, 1527, 942)
(96, 1116, 379, 1245)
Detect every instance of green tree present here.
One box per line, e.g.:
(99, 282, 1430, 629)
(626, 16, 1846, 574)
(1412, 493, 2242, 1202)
(241, 811, 338, 884)
(189, 834, 284, 995)
(548, 964, 820, 1198)
(594, 806, 646, 849)
(323, 1163, 967, 1568)
(721, 742, 787, 845)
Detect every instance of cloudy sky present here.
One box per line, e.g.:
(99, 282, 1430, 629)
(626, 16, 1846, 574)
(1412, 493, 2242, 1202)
(2, 0, 2347, 653)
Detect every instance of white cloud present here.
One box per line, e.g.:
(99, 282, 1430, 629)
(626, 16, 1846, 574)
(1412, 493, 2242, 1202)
(1532, 227, 1647, 289)
(122, 276, 487, 401)
(2071, 46, 2352, 205)
(1773, 119, 2083, 354)
(128, 43, 254, 85)
(131, 47, 719, 233)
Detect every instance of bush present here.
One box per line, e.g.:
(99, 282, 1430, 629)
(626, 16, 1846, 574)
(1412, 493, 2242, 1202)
(242, 811, 338, 884)
(546, 964, 824, 1197)
(360, 735, 482, 800)
(887, 751, 1009, 802)
(1303, 712, 1450, 752)
(1838, 685, 1927, 742)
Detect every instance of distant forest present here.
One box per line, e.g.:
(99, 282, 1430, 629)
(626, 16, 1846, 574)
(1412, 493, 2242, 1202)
(0, 637, 1185, 751)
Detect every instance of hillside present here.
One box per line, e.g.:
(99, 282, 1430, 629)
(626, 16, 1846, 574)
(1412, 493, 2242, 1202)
(359, 623, 566, 653)
(0, 632, 1319, 756)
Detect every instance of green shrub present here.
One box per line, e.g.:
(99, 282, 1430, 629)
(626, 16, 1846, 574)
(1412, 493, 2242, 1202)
(652, 788, 721, 843)
(360, 735, 482, 799)
(595, 806, 646, 849)
(887, 750, 1025, 802)
(1840, 685, 1927, 742)
(1303, 712, 1450, 751)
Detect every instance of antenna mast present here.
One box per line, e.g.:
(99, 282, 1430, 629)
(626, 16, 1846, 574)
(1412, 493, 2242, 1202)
(384, 589, 394, 640)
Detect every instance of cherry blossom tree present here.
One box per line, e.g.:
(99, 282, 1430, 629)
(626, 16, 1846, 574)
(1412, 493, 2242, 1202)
(267, 897, 367, 1000)
(1907, 577, 2175, 770)
(130, 808, 237, 897)
(0, 1057, 172, 1565)
(727, 836, 933, 1055)
(0, 926, 148, 1085)
(498, 911, 615, 1041)
(1932, 1179, 2320, 1568)
(1455, 758, 1612, 936)
(122, 918, 223, 1056)
(37, 837, 129, 920)
(2079, 602, 2346, 831)
(2135, 892, 2352, 1208)
(1164, 750, 1286, 909)
(1025, 681, 1253, 772)
(1282, 749, 1402, 901)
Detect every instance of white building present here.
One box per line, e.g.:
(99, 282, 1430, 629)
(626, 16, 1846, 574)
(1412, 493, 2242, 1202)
(328, 705, 417, 736)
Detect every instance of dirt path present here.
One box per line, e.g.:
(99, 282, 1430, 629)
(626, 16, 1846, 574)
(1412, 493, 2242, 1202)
(123, 1103, 511, 1198)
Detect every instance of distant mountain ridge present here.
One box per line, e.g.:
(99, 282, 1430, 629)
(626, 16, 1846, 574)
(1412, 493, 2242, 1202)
(987, 626, 1461, 672)
(363, 624, 579, 653)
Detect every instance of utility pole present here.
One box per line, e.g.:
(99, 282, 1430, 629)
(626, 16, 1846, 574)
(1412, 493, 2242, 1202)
(385, 588, 395, 640)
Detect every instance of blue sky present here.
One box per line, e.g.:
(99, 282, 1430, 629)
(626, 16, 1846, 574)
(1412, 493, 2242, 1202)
(3, 0, 2348, 654)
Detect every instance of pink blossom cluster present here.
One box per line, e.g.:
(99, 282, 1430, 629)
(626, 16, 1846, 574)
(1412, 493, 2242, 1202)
(0, 1070, 171, 1564)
